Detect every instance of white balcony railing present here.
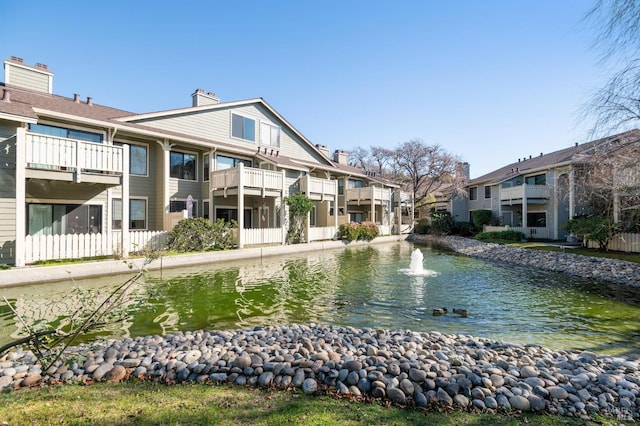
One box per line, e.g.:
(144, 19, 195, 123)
(300, 175, 337, 198)
(25, 133, 124, 174)
(211, 165, 283, 193)
(500, 184, 549, 201)
(346, 186, 392, 202)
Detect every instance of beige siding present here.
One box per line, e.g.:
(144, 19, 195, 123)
(0, 199, 16, 264)
(7, 65, 50, 93)
(0, 125, 17, 264)
(134, 104, 324, 164)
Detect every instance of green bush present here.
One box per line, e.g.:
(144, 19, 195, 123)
(414, 218, 430, 234)
(475, 230, 525, 242)
(285, 193, 314, 244)
(167, 218, 236, 252)
(471, 210, 492, 231)
(453, 221, 474, 236)
(429, 211, 455, 235)
(338, 222, 380, 242)
(566, 215, 619, 251)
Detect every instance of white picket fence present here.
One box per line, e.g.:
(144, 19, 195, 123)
(25, 231, 169, 263)
(243, 228, 283, 246)
(587, 232, 640, 253)
(308, 226, 337, 242)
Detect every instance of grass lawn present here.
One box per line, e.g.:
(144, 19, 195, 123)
(0, 381, 629, 426)
(506, 241, 640, 264)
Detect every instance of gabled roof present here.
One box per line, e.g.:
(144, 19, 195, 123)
(0, 83, 310, 159)
(469, 129, 640, 185)
(116, 97, 335, 168)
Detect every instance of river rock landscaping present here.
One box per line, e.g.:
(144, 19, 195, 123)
(413, 235, 640, 288)
(1, 237, 639, 421)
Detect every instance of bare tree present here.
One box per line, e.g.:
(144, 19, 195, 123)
(349, 146, 373, 172)
(578, 0, 640, 232)
(349, 146, 394, 177)
(393, 139, 461, 206)
(572, 132, 640, 231)
(583, 0, 640, 136)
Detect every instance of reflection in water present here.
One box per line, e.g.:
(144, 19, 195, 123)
(1, 242, 640, 357)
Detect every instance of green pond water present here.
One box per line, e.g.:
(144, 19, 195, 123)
(1, 241, 639, 356)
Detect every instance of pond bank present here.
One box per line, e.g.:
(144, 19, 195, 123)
(410, 235, 640, 288)
(0, 235, 406, 288)
(1, 324, 638, 420)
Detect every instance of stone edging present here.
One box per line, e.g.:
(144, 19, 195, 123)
(1, 324, 638, 420)
(410, 235, 640, 288)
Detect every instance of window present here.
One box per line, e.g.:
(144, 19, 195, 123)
(203, 201, 209, 220)
(338, 178, 344, 195)
(170, 151, 197, 180)
(231, 113, 255, 141)
(28, 203, 102, 236)
(469, 187, 478, 200)
(216, 155, 252, 170)
(348, 179, 364, 189)
(484, 186, 491, 199)
(29, 123, 103, 143)
(115, 143, 148, 176)
(170, 199, 197, 217)
(260, 122, 280, 147)
(527, 212, 546, 227)
(130, 199, 147, 229)
(349, 212, 364, 223)
(203, 154, 210, 181)
(112, 199, 147, 230)
(130, 145, 148, 176)
(525, 174, 546, 185)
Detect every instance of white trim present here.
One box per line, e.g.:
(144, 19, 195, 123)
(0, 112, 37, 123)
(129, 197, 148, 231)
(115, 140, 149, 177)
(4, 59, 54, 76)
(114, 98, 335, 166)
(169, 197, 199, 216)
(203, 152, 210, 182)
(230, 112, 257, 143)
(30, 119, 107, 142)
(169, 148, 199, 181)
(259, 120, 280, 148)
(117, 98, 265, 122)
(25, 199, 108, 235)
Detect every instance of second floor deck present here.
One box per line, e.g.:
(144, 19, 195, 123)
(24, 132, 124, 184)
(300, 175, 338, 200)
(211, 164, 284, 196)
(500, 184, 549, 203)
(345, 186, 392, 205)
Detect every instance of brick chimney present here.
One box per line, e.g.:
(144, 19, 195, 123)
(4, 56, 54, 94)
(192, 88, 220, 107)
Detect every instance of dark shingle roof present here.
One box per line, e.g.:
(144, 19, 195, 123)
(0, 83, 134, 121)
(469, 129, 640, 185)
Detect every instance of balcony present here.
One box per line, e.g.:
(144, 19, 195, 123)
(345, 186, 392, 205)
(500, 184, 549, 203)
(211, 164, 283, 197)
(300, 175, 337, 200)
(25, 132, 124, 184)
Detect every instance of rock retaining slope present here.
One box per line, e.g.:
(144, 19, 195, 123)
(1, 238, 640, 420)
(1, 324, 639, 420)
(412, 235, 640, 288)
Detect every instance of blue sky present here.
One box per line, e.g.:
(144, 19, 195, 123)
(2, 1, 611, 178)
